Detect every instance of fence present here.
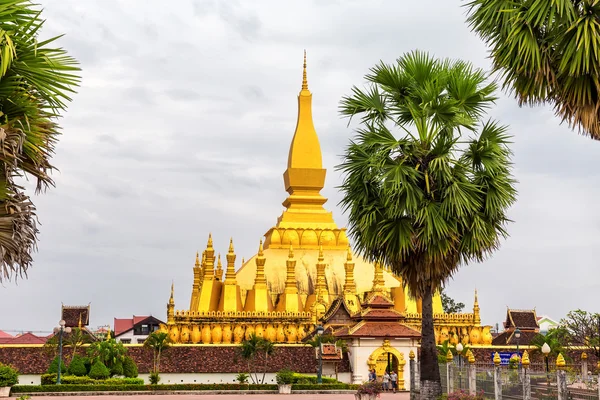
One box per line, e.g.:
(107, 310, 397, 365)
(408, 351, 599, 400)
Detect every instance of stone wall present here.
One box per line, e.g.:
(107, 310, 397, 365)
(0, 345, 351, 375)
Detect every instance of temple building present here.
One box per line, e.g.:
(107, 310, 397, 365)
(162, 53, 491, 350)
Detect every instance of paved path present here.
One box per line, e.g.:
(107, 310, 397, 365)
(28, 393, 410, 400)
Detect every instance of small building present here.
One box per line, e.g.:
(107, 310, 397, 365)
(0, 332, 49, 345)
(537, 315, 559, 334)
(114, 316, 164, 344)
(492, 308, 540, 346)
(61, 304, 90, 327)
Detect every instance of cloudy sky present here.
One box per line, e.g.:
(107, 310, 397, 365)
(1, 0, 598, 335)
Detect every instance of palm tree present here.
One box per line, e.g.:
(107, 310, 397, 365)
(0, 0, 80, 283)
(143, 331, 172, 374)
(240, 333, 275, 384)
(337, 50, 517, 398)
(465, 0, 600, 140)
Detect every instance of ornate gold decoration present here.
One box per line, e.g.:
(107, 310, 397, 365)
(556, 353, 566, 369)
(493, 352, 501, 366)
(409, 350, 415, 360)
(522, 350, 530, 368)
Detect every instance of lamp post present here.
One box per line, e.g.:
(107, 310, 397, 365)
(514, 328, 522, 378)
(53, 320, 72, 385)
(542, 342, 551, 390)
(456, 343, 464, 390)
(316, 325, 324, 384)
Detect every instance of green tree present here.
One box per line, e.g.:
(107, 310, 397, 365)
(0, 0, 79, 282)
(122, 356, 138, 378)
(45, 327, 93, 362)
(560, 309, 600, 359)
(240, 333, 275, 384)
(46, 355, 66, 374)
(88, 360, 110, 380)
(67, 355, 87, 377)
(87, 338, 127, 374)
(531, 327, 568, 359)
(337, 50, 517, 398)
(440, 289, 465, 314)
(465, 0, 600, 140)
(143, 331, 172, 374)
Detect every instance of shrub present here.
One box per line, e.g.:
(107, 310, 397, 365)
(67, 355, 87, 377)
(440, 390, 486, 400)
(46, 356, 67, 374)
(149, 372, 160, 385)
(40, 374, 56, 385)
(290, 373, 337, 384)
(356, 381, 383, 395)
(110, 360, 123, 377)
(122, 357, 138, 378)
(88, 361, 110, 380)
(103, 378, 144, 385)
(275, 368, 294, 385)
(0, 363, 19, 387)
(235, 372, 249, 384)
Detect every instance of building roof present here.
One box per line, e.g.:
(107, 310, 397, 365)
(114, 315, 164, 337)
(0, 330, 13, 339)
(504, 309, 539, 330)
(320, 343, 343, 361)
(0, 332, 48, 345)
(492, 329, 539, 346)
(334, 321, 421, 338)
(61, 305, 90, 327)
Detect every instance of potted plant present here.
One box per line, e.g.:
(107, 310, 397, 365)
(355, 381, 383, 400)
(0, 363, 18, 397)
(275, 368, 294, 394)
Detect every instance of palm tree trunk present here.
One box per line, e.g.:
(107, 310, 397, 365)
(419, 287, 442, 399)
(157, 348, 161, 374)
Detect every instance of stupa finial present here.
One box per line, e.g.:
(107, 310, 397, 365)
(207, 233, 213, 248)
(258, 239, 264, 256)
(302, 49, 308, 90)
(318, 244, 324, 261)
(229, 237, 234, 253)
(169, 281, 175, 304)
(346, 245, 353, 261)
(195, 251, 200, 267)
(288, 244, 294, 259)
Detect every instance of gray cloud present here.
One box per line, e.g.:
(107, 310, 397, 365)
(1, 0, 598, 335)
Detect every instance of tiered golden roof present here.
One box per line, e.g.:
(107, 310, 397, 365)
(162, 53, 490, 346)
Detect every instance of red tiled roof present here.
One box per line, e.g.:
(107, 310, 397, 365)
(133, 316, 148, 325)
(492, 330, 539, 346)
(114, 318, 135, 336)
(359, 308, 404, 319)
(362, 294, 394, 308)
(0, 332, 47, 345)
(337, 322, 421, 338)
(0, 330, 12, 339)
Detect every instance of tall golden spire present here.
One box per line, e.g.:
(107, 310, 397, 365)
(315, 245, 329, 304)
(284, 245, 298, 292)
(204, 234, 215, 279)
(372, 261, 386, 292)
(473, 289, 481, 325)
(224, 238, 237, 283)
(302, 49, 308, 90)
(167, 281, 175, 324)
(216, 254, 223, 281)
(190, 251, 202, 310)
(273, 51, 337, 234)
(254, 240, 267, 286)
(343, 246, 356, 293)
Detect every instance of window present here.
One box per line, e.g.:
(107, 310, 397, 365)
(137, 338, 145, 344)
(120, 339, 131, 344)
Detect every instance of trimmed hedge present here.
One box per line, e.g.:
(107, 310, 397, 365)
(291, 373, 338, 384)
(12, 383, 358, 393)
(40, 374, 144, 385)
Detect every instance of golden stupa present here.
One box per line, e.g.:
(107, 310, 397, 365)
(163, 53, 492, 347)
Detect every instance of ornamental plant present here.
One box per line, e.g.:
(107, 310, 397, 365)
(275, 368, 294, 385)
(356, 381, 383, 396)
(439, 390, 485, 400)
(0, 363, 18, 387)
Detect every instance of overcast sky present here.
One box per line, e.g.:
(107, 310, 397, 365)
(1, 0, 598, 335)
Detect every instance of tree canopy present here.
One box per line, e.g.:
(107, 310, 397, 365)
(0, 0, 80, 282)
(466, 0, 600, 140)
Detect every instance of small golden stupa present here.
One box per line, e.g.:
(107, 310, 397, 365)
(162, 52, 491, 346)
